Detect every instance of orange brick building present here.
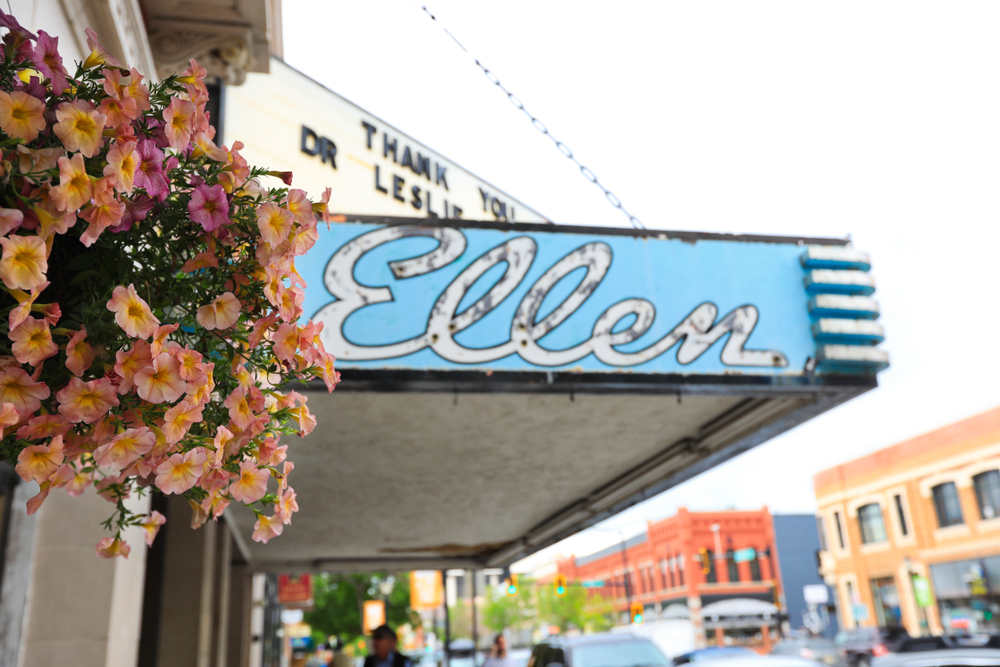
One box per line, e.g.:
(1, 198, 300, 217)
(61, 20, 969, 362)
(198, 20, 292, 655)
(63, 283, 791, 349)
(556, 508, 783, 648)
(814, 406, 1000, 637)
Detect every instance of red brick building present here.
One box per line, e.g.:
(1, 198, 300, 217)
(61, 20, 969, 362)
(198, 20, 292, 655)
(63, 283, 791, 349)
(557, 508, 784, 648)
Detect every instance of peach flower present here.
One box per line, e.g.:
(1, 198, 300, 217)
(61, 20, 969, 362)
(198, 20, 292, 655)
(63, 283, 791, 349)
(154, 449, 207, 495)
(9, 317, 58, 366)
(0, 234, 47, 291)
(107, 284, 159, 339)
(195, 292, 240, 330)
(135, 353, 187, 404)
(228, 460, 269, 503)
(56, 377, 119, 424)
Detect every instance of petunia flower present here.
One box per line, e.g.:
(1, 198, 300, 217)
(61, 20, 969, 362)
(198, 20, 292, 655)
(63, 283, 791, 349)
(50, 154, 95, 213)
(256, 203, 294, 249)
(9, 316, 57, 366)
(110, 193, 155, 233)
(114, 340, 152, 394)
(26, 481, 51, 515)
(252, 512, 283, 543)
(32, 30, 70, 95)
(53, 101, 107, 157)
(0, 366, 50, 416)
(106, 283, 159, 339)
(7, 279, 49, 330)
(16, 146, 63, 183)
(80, 179, 126, 247)
(16, 413, 70, 441)
(222, 385, 256, 431)
(162, 399, 203, 444)
(228, 460, 269, 503)
(154, 449, 207, 495)
(195, 292, 240, 330)
(131, 140, 169, 200)
(0, 9, 37, 40)
(65, 327, 97, 377)
(150, 322, 179, 356)
(63, 468, 92, 497)
(139, 511, 166, 547)
(96, 537, 130, 559)
(0, 207, 23, 237)
(135, 352, 187, 404)
(272, 323, 298, 363)
(82, 27, 122, 69)
(15, 434, 64, 483)
(0, 402, 19, 438)
(174, 348, 204, 381)
(124, 68, 151, 111)
(276, 487, 298, 525)
(278, 286, 305, 323)
(104, 141, 139, 193)
(56, 377, 119, 424)
(313, 187, 333, 227)
(93, 427, 156, 471)
(98, 91, 138, 129)
(0, 90, 46, 141)
(162, 98, 197, 150)
(0, 234, 47, 291)
(188, 184, 230, 232)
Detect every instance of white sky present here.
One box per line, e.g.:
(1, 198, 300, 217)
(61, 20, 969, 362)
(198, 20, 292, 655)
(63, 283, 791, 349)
(283, 1, 1000, 571)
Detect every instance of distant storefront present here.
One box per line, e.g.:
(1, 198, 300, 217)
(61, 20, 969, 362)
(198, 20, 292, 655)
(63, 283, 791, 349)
(815, 406, 1000, 637)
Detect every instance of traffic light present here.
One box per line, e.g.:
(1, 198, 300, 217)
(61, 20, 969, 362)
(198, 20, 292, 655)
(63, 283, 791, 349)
(505, 574, 519, 596)
(631, 602, 644, 624)
(554, 574, 567, 597)
(699, 547, 711, 574)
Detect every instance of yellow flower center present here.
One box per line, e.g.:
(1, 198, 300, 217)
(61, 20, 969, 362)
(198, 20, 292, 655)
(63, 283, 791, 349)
(127, 304, 145, 319)
(14, 250, 36, 264)
(11, 105, 29, 122)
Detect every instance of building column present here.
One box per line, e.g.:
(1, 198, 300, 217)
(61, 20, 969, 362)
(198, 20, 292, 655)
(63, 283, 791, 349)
(3, 485, 150, 666)
(689, 595, 705, 649)
(714, 627, 725, 646)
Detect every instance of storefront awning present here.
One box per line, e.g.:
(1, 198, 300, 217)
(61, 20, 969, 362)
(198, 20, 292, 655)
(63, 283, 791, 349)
(225, 216, 888, 571)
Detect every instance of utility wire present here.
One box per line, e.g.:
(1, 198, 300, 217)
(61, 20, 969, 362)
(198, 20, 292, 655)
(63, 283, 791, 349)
(412, 2, 646, 230)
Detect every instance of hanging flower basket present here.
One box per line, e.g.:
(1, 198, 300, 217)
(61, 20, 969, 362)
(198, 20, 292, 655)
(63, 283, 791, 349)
(0, 13, 339, 557)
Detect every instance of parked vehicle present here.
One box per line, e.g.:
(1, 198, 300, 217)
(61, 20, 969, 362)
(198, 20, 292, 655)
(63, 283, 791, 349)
(772, 638, 847, 667)
(528, 633, 671, 667)
(872, 634, 1000, 667)
(674, 647, 758, 664)
(835, 627, 910, 667)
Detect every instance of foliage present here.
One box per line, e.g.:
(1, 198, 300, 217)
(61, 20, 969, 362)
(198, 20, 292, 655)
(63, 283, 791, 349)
(538, 581, 614, 633)
(482, 582, 535, 634)
(304, 573, 417, 646)
(0, 12, 339, 557)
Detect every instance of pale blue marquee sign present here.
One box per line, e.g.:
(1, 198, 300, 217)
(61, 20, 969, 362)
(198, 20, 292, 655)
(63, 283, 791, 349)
(298, 219, 888, 377)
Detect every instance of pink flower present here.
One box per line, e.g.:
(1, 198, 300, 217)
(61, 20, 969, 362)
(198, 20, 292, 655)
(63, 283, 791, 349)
(107, 284, 160, 339)
(0, 234, 48, 291)
(16, 414, 70, 440)
(162, 400, 203, 444)
(33, 30, 70, 95)
(15, 434, 64, 483)
(222, 386, 256, 431)
(276, 487, 298, 524)
(162, 98, 197, 150)
(174, 348, 204, 381)
(154, 448, 207, 495)
(196, 292, 240, 330)
(53, 101, 107, 158)
(0, 402, 19, 438)
(188, 184, 230, 232)
(96, 537, 130, 559)
(132, 140, 169, 200)
(135, 353, 187, 404)
(272, 323, 298, 363)
(139, 511, 166, 547)
(93, 427, 155, 472)
(0, 367, 50, 417)
(66, 326, 97, 376)
(111, 193, 154, 233)
(26, 481, 50, 515)
(256, 203, 294, 249)
(229, 460, 269, 503)
(8, 280, 49, 331)
(252, 512, 283, 543)
(83, 27, 122, 69)
(80, 178, 126, 247)
(278, 286, 305, 323)
(9, 316, 58, 366)
(150, 322, 179, 356)
(57, 377, 119, 424)
(114, 340, 152, 394)
(104, 141, 139, 193)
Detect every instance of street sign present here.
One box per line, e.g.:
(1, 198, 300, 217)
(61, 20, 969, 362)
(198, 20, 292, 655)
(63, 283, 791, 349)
(734, 547, 757, 563)
(912, 576, 933, 608)
(277, 574, 313, 607)
(410, 571, 444, 610)
(582, 580, 606, 588)
(803, 584, 830, 605)
(851, 604, 869, 622)
(363, 600, 386, 635)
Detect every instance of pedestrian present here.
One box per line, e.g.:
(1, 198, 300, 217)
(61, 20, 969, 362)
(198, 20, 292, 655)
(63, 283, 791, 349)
(364, 624, 412, 667)
(481, 634, 518, 667)
(331, 637, 352, 667)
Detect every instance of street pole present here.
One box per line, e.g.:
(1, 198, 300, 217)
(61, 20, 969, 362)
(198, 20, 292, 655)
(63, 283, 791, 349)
(442, 570, 451, 667)
(471, 570, 478, 665)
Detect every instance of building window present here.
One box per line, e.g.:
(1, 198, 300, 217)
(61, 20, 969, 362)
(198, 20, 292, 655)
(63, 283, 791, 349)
(816, 515, 828, 551)
(893, 494, 909, 536)
(648, 566, 655, 592)
(726, 549, 740, 582)
(858, 503, 887, 544)
(704, 550, 716, 583)
(932, 482, 965, 527)
(750, 554, 762, 582)
(973, 470, 1000, 519)
(677, 554, 685, 586)
(660, 559, 668, 590)
(833, 511, 846, 549)
(870, 577, 902, 627)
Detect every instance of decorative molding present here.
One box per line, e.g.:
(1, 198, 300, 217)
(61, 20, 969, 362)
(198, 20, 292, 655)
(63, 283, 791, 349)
(59, 0, 158, 82)
(148, 20, 254, 84)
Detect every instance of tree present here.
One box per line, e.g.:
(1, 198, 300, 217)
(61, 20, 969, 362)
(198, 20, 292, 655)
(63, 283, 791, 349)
(482, 584, 534, 634)
(538, 582, 591, 633)
(304, 573, 417, 646)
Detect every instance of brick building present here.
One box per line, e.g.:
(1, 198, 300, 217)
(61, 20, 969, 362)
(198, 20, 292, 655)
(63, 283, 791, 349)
(556, 508, 783, 649)
(814, 406, 1000, 637)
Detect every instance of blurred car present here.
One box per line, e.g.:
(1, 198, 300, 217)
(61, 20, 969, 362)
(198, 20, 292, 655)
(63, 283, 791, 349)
(871, 634, 1000, 667)
(674, 647, 759, 664)
(527, 632, 671, 667)
(772, 638, 847, 667)
(835, 627, 910, 667)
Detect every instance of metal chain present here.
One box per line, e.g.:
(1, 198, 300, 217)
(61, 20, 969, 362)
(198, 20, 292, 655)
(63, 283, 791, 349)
(412, 2, 646, 229)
